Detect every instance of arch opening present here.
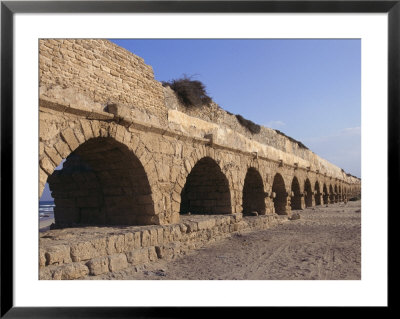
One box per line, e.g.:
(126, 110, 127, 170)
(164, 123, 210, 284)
(180, 157, 231, 215)
(323, 184, 329, 204)
(47, 137, 155, 227)
(329, 185, 335, 203)
(304, 179, 313, 207)
(272, 173, 287, 215)
(290, 177, 302, 210)
(314, 181, 322, 205)
(334, 185, 338, 202)
(242, 168, 266, 215)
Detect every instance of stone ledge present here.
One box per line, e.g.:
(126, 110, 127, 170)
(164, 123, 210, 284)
(39, 98, 114, 121)
(39, 97, 359, 185)
(39, 213, 287, 280)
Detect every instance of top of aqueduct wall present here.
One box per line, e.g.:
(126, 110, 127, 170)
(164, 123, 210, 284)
(39, 39, 360, 185)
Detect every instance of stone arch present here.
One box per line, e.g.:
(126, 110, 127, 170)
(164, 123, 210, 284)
(171, 144, 238, 213)
(180, 156, 231, 215)
(47, 136, 156, 226)
(39, 121, 160, 200)
(315, 180, 322, 205)
(291, 176, 302, 210)
(304, 178, 313, 207)
(272, 173, 287, 215)
(323, 183, 329, 204)
(242, 167, 266, 215)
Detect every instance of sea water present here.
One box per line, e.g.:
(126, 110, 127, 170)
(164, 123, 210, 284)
(39, 200, 55, 222)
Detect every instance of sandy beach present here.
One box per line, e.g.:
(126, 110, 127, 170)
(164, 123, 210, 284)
(39, 218, 54, 232)
(87, 200, 361, 280)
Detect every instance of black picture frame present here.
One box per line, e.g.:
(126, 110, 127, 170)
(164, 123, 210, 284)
(1, 1, 396, 317)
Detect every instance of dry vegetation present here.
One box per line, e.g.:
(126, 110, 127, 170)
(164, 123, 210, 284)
(162, 76, 212, 108)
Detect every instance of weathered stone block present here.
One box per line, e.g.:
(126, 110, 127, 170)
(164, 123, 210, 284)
(54, 140, 71, 159)
(90, 120, 100, 137)
(184, 221, 198, 233)
(148, 247, 158, 262)
(106, 234, 126, 254)
(61, 128, 80, 151)
(39, 266, 54, 280)
(141, 229, 151, 247)
(170, 224, 182, 241)
(80, 119, 94, 139)
(156, 228, 164, 245)
(234, 221, 248, 232)
(39, 249, 46, 267)
(169, 212, 180, 224)
(220, 224, 229, 233)
(133, 231, 141, 249)
(45, 245, 72, 265)
(155, 245, 173, 260)
(149, 228, 158, 246)
(86, 256, 109, 276)
(74, 127, 86, 144)
(44, 146, 62, 166)
(70, 241, 98, 262)
(179, 224, 187, 234)
(162, 226, 171, 244)
(124, 232, 136, 251)
(52, 262, 89, 280)
(126, 248, 149, 265)
(40, 156, 56, 175)
(197, 219, 216, 230)
(108, 253, 128, 272)
(106, 103, 131, 119)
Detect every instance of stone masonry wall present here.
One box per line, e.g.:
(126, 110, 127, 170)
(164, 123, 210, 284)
(39, 39, 167, 126)
(39, 212, 286, 280)
(164, 86, 357, 182)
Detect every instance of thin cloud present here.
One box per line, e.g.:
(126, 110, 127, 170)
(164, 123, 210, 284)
(302, 127, 361, 177)
(266, 120, 286, 129)
(340, 126, 361, 135)
(305, 126, 361, 143)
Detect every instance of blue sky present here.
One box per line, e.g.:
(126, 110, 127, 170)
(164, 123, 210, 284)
(110, 39, 361, 172)
(40, 39, 360, 201)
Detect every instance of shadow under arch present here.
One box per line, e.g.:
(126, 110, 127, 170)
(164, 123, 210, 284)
(291, 176, 302, 210)
(334, 184, 338, 202)
(242, 167, 266, 215)
(304, 178, 313, 207)
(47, 137, 155, 227)
(329, 184, 335, 203)
(315, 181, 322, 205)
(272, 173, 287, 215)
(180, 157, 231, 215)
(323, 184, 329, 204)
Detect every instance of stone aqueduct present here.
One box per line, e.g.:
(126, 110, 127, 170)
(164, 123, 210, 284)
(39, 39, 361, 228)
